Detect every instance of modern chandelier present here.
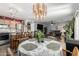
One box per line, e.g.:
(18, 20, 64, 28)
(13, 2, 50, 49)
(33, 3, 47, 20)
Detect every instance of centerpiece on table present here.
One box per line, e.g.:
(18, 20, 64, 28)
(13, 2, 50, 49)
(35, 30, 45, 43)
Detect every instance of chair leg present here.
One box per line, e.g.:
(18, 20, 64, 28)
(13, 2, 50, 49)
(6, 48, 14, 56)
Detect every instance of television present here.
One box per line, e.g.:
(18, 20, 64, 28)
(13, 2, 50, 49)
(37, 24, 43, 31)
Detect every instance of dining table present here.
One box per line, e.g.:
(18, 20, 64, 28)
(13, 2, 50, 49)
(18, 38, 63, 56)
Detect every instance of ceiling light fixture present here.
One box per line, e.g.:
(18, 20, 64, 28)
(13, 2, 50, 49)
(33, 3, 47, 20)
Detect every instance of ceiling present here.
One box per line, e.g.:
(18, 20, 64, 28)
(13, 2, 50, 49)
(0, 3, 79, 23)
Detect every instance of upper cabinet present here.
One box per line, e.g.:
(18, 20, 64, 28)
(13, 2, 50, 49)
(0, 16, 24, 33)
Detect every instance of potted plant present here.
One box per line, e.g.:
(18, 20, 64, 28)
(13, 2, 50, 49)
(64, 17, 75, 40)
(35, 30, 45, 43)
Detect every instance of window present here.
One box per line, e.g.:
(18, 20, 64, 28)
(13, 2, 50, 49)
(0, 24, 9, 29)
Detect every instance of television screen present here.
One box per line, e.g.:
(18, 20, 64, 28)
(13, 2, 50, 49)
(37, 24, 43, 31)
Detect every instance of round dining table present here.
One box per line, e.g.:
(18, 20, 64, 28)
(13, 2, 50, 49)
(18, 38, 63, 56)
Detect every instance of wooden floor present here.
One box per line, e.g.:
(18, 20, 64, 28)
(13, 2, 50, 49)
(0, 44, 9, 56)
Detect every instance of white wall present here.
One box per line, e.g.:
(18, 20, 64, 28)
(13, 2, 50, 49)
(57, 23, 67, 31)
(50, 22, 67, 31)
(51, 24, 58, 30)
(75, 10, 79, 40)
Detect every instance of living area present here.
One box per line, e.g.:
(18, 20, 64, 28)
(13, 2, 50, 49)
(0, 3, 79, 56)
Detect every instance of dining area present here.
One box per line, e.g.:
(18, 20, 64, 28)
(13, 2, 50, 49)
(7, 31, 63, 56)
(0, 3, 79, 56)
(6, 31, 79, 56)
(4, 28, 79, 56)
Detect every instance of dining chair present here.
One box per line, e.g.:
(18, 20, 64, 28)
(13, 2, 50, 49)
(10, 35, 20, 52)
(63, 46, 79, 56)
(6, 48, 14, 56)
(60, 35, 66, 56)
(72, 47, 79, 56)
